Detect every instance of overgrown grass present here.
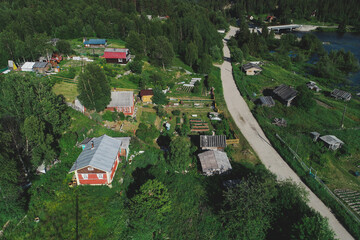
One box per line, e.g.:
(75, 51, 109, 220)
(53, 82, 78, 102)
(232, 57, 360, 238)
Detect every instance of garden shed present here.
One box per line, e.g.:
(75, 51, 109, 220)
(331, 89, 351, 101)
(258, 96, 275, 107)
(33, 62, 51, 73)
(242, 63, 262, 75)
(200, 135, 226, 151)
(273, 84, 298, 107)
(319, 135, 344, 150)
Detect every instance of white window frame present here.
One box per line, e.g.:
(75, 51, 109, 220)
(88, 167, 94, 171)
(82, 174, 88, 180)
(97, 174, 103, 179)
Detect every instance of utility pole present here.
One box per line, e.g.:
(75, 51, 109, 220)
(340, 104, 347, 129)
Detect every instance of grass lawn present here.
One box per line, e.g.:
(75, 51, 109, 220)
(140, 111, 157, 125)
(53, 82, 78, 102)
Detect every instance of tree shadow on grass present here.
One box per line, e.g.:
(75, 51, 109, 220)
(126, 165, 155, 199)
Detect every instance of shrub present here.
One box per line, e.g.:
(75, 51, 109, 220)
(172, 110, 180, 116)
(102, 110, 115, 121)
(128, 60, 143, 74)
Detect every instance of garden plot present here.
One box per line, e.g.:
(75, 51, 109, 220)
(190, 118, 209, 132)
(334, 189, 360, 215)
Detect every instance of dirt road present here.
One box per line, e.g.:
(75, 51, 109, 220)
(220, 26, 354, 240)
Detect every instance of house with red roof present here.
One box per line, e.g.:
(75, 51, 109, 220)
(103, 48, 131, 64)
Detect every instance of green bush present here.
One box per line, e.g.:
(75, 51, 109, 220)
(102, 110, 115, 121)
(129, 60, 143, 74)
(90, 112, 103, 123)
(172, 110, 180, 116)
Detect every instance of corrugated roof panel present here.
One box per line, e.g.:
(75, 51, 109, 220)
(69, 135, 122, 173)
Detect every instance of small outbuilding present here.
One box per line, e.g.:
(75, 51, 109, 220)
(331, 89, 351, 101)
(200, 135, 226, 151)
(319, 135, 344, 150)
(198, 150, 232, 176)
(21, 62, 35, 72)
(273, 84, 298, 107)
(310, 132, 320, 142)
(242, 63, 262, 75)
(140, 90, 154, 103)
(107, 91, 134, 116)
(306, 81, 321, 92)
(258, 96, 275, 107)
(33, 62, 51, 73)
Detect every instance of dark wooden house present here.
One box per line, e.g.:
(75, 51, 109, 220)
(273, 84, 298, 107)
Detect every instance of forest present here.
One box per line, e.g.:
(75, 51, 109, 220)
(0, 0, 227, 71)
(201, 0, 360, 27)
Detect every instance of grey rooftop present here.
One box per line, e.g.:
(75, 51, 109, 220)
(200, 135, 226, 148)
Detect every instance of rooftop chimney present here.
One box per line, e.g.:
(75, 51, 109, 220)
(91, 141, 94, 149)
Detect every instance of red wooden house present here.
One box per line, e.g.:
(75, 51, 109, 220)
(69, 135, 130, 186)
(103, 48, 131, 64)
(106, 91, 134, 116)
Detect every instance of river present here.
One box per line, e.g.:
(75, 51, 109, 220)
(293, 31, 360, 89)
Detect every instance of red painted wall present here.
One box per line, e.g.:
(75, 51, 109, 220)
(78, 173, 107, 185)
(110, 160, 118, 180)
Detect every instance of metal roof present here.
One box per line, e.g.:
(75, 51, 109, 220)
(319, 135, 344, 145)
(331, 89, 351, 100)
(259, 96, 275, 106)
(242, 63, 262, 71)
(69, 135, 123, 173)
(33, 62, 49, 68)
(21, 62, 35, 70)
(103, 48, 129, 59)
(200, 135, 226, 148)
(198, 150, 232, 173)
(105, 48, 128, 53)
(107, 91, 134, 108)
(83, 39, 107, 45)
(273, 84, 298, 102)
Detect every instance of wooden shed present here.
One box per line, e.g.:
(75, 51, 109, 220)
(33, 62, 51, 73)
(273, 84, 298, 107)
(200, 135, 226, 151)
(319, 135, 344, 150)
(242, 63, 262, 75)
(331, 89, 351, 101)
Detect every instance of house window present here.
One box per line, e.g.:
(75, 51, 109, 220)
(97, 174, 103, 179)
(82, 174, 88, 180)
(88, 167, 94, 171)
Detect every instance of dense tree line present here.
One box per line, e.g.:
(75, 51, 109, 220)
(0, 0, 226, 71)
(201, 0, 360, 27)
(0, 73, 70, 225)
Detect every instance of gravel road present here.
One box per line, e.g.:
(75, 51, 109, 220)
(220, 26, 354, 240)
